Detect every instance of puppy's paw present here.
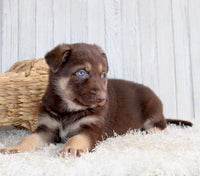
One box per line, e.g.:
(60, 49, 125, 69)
(58, 133, 91, 158)
(58, 147, 88, 158)
(0, 148, 20, 154)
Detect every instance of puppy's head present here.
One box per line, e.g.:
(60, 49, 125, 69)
(45, 43, 109, 111)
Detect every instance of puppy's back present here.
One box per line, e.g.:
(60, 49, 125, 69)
(105, 79, 164, 135)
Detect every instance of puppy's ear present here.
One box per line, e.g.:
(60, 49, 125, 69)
(93, 44, 109, 72)
(45, 44, 71, 73)
(93, 44, 106, 57)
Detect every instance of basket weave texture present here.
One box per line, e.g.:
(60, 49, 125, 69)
(0, 58, 49, 132)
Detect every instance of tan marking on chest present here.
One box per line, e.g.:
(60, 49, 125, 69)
(38, 114, 60, 130)
(60, 116, 101, 140)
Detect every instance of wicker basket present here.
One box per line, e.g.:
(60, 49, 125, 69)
(0, 58, 49, 132)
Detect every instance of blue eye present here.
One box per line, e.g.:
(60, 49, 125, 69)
(100, 72, 106, 79)
(76, 70, 86, 77)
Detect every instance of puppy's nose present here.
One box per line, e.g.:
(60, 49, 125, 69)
(90, 90, 106, 104)
(95, 92, 107, 104)
(96, 94, 106, 103)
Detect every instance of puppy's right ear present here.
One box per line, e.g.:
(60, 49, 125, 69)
(45, 44, 71, 73)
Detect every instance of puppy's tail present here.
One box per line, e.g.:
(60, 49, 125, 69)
(166, 119, 193, 127)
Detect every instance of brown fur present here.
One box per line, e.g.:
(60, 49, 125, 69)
(0, 43, 192, 157)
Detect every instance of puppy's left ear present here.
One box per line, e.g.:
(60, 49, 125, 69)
(93, 44, 109, 72)
(45, 44, 71, 73)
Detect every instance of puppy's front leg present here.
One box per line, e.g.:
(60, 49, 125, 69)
(0, 112, 61, 154)
(59, 132, 95, 157)
(0, 133, 46, 154)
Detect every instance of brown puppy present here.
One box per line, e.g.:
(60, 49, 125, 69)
(0, 43, 192, 157)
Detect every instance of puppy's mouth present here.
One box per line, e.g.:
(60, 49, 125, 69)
(74, 95, 106, 108)
(74, 98, 88, 106)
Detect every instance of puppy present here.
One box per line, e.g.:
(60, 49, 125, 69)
(0, 43, 192, 157)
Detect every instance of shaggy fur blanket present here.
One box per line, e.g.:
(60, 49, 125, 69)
(0, 122, 199, 176)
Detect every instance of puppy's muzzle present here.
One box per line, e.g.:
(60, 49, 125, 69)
(95, 93, 106, 104)
(82, 90, 107, 106)
(90, 90, 106, 106)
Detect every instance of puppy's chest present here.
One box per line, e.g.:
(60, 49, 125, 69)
(55, 109, 98, 141)
(39, 107, 103, 142)
(58, 113, 84, 140)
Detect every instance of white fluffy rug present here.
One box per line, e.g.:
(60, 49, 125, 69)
(0, 122, 200, 176)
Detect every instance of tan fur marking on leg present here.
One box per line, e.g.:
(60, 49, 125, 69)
(146, 127, 161, 133)
(0, 133, 44, 154)
(59, 133, 92, 157)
